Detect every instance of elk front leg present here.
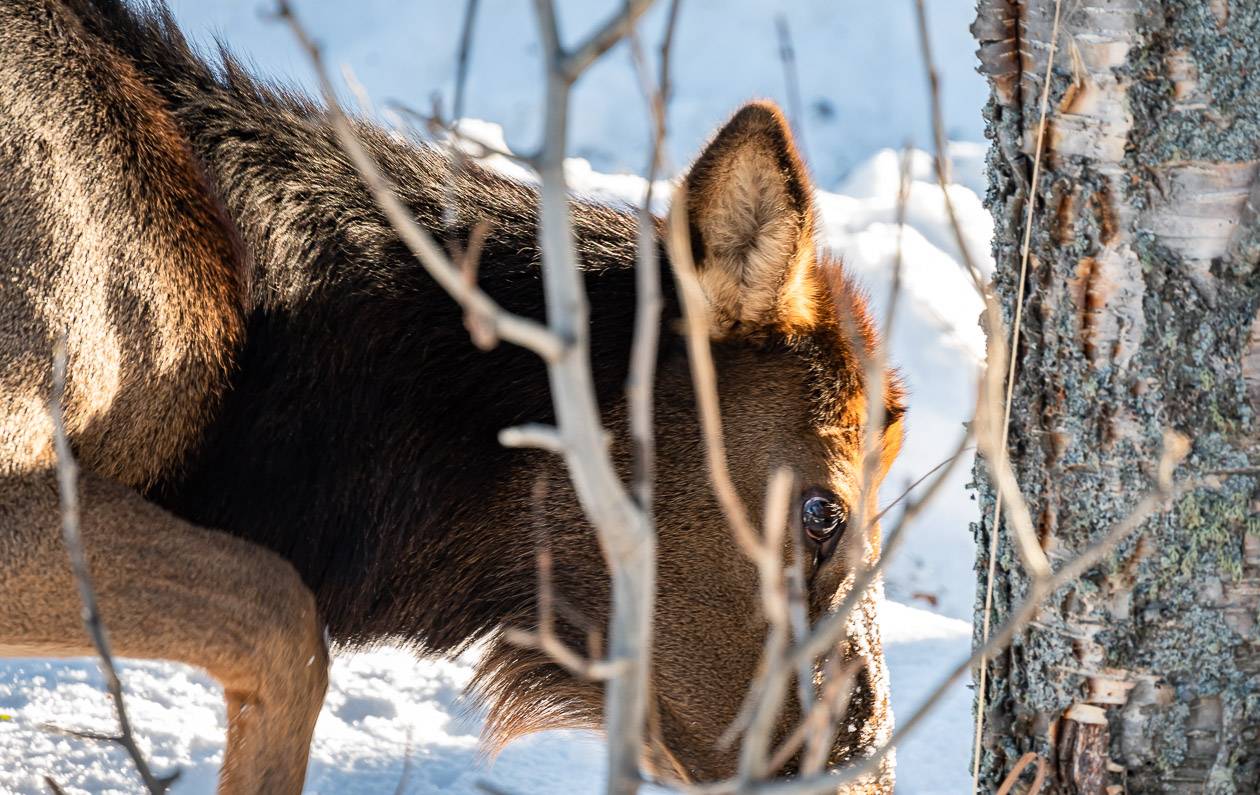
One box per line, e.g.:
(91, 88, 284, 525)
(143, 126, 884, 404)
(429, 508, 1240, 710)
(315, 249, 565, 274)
(0, 472, 329, 795)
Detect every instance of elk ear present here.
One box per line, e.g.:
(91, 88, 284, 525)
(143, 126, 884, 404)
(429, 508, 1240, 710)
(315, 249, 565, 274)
(678, 101, 819, 334)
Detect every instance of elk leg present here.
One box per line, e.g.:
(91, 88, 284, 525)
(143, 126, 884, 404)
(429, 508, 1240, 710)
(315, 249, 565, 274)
(0, 472, 328, 795)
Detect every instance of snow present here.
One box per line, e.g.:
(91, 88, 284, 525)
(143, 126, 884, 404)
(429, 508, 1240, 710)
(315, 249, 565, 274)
(0, 604, 971, 795)
(1, 0, 993, 792)
(163, 0, 987, 190)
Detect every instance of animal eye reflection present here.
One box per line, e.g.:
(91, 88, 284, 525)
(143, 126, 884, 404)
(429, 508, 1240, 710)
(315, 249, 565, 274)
(801, 487, 846, 543)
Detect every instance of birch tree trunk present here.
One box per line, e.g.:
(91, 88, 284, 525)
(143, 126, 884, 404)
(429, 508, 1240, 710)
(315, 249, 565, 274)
(971, 0, 1260, 791)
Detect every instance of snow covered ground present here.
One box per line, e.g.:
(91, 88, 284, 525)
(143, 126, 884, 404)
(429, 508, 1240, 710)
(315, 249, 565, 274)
(1, 1, 992, 792)
(0, 604, 971, 795)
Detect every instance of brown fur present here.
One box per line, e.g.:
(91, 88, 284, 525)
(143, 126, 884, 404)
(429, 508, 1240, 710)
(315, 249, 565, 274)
(0, 0, 245, 486)
(0, 2, 906, 791)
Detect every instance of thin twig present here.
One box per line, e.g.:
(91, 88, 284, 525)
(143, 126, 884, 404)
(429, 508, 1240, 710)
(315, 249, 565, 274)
(451, 0, 480, 125)
(690, 444, 1197, 795)
(870, 445, 976, 527)
(504, 542, 627, 680)
(274, 0, 563, 361)
(450, 219, 496, 348)
(664, 187, 761, 559)
(562, 0, 656, 82)
(438, 0, 483, 235)
(625, 0, 682, 512)
(389, 100, 536, 167)
(773, 15, 809, 164)
(392, 726, 415, 795)
(47, 340, 178, 795)
(786, 533, 812, 734)
(885, 142, 915, 335)
(969, 0, 1065, 786)
(906, 15, 1058, 586)
(995, 751, 1047, 795)
(800, 656, 863, 776)
(340, 63, 374, 115)
(912, 0, 986, 296)
(1207, 466, 1260, 476)
(734, 469, 797, 782)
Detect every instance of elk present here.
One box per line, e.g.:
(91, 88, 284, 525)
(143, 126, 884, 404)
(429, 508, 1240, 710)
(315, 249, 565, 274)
(0, 0, 905, 790)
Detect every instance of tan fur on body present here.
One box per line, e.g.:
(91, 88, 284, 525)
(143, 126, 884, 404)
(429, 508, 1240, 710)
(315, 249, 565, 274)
(0, 0, 244, 485)
(0, 2, 905, 791)
(0, 2, 321, 792)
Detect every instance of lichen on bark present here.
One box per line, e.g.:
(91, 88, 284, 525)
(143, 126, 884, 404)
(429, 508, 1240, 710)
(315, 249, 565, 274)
(971, 0, 1260, 791)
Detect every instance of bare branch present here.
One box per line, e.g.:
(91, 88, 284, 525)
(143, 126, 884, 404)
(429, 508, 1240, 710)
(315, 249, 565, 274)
(962, 0, 1066, 783)
(279, 4, 660, 792)
(451, 0, 480, 124)
(530, 3, 661, 791)
(665, 187, 761, 559)
(499, 423, 567, 454)
(505, 543, 628, 681)
(562, 0, 657, 83)
(625, 0, 682, 511)
(47, 340, 178, 795)
(995, 751, 1048, 795)
(773, 15, 809, 163)
(274, 0, 564, 361)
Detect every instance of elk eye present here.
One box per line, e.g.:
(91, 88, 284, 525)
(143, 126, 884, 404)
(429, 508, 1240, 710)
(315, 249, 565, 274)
(801, 488, 846, 543)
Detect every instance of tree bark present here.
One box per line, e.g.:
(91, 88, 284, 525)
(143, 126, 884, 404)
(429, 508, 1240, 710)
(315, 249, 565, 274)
(972, 0, 1260, 792)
